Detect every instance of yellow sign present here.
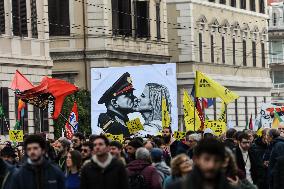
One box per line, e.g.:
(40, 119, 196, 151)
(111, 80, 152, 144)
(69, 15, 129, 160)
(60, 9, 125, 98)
(205, 121, 226, 136)
(173, 131, 186, 141)
(9, 130, 24, 142)
(127, 118, 144, 134)
(105, 133, 124, 144)
(195, 71, 239, 104)
(183, 90, 201, 131)
(218, 101, 227, 122)
(162, 97, 171, 128)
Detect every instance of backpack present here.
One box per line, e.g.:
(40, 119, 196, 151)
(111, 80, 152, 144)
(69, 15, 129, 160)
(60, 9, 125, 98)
(129, 168, 148, 189)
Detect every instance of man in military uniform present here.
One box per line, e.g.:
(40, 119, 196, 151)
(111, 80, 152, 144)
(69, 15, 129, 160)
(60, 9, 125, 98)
(98, 72, 137, 137)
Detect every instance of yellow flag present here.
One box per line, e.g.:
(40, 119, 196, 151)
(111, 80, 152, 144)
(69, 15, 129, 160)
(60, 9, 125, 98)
(162, 97, 171, 128)
(256, 128, 263, 137)
(183, 90, 201, 131)
(127, 118, 144, 134)
(173, 131, 186, 141)
(9, 130, 23, 142)
(218, 101, 227, 122)
(205, 120, 226, 136)
(195, 71, 239, 104)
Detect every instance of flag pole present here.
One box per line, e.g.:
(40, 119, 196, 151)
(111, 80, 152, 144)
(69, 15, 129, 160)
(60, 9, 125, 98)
(194, 71, 197, 131)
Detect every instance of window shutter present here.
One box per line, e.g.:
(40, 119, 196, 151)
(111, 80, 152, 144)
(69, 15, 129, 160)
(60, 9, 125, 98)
(111, 0, 119, 35)
(12, 0, 20, 36)
(0, 0, 5, 34)
(34, 106, 40, 133)
(135, 1, 149, 38)
(30, 0, 38, 38)
(42, 109, 49, 132)
(120, 0, 132, 36)
(1, 88, 9, 134)
(156, 3, 161, 40)
(20, 0, 27, 36)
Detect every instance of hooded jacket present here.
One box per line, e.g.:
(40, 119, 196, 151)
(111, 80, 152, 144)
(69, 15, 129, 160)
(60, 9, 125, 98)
(127, 159, 162, 189)
(80, 154, 129, 189)
(0, 158, 16, 189)
(10, 158, 65, 189)
(153, 161, 171, 183)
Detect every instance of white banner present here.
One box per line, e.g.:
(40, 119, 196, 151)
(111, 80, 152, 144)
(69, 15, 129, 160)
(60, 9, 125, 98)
(91, 63, 178, 137)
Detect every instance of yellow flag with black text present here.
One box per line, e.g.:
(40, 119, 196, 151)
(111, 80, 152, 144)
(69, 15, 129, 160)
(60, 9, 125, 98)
(195, 71, 239, 104)
(183, 90, 201, 131)
(162, 97, 171, 128)
(218, 101, 227, 122)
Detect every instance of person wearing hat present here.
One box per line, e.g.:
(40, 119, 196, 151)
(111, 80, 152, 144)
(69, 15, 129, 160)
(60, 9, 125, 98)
(98, 72, 138, 137)
(0, 146, 17, 165)
(151, 148, 171, 184)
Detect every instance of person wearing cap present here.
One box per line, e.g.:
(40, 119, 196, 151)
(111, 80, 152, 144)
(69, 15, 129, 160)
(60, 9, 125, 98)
(151, 148, 171, 184)
(98, 72, 138, 137)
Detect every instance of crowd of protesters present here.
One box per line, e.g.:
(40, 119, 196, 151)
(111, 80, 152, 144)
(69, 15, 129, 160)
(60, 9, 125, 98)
(1, 124, 284, 189)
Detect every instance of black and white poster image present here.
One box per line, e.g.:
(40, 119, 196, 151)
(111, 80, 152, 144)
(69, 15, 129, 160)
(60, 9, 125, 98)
(91, 63, 178, 137)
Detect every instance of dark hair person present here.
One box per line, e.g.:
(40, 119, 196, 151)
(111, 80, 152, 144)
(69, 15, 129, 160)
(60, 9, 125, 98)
(66, 150, 82, 189)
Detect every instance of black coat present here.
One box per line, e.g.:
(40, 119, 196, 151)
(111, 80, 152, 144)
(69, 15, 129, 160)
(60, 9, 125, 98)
(235, 146, 265, 188)
(0, 159, 17, 189)
(167, 167, 237, 189)
(224, 138, 237, 152)
(10, 159, 65, 189)
(272, 156, 284, 189)
(80, 157, 129, 189)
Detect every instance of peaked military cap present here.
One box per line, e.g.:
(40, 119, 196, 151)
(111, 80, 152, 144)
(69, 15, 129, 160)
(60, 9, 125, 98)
(98, 72, 134, 104)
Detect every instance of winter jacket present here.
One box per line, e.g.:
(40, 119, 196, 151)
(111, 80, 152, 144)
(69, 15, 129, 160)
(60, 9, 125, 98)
(127, 159, 162, 189)
(0, 159, 17, 189)
(272, 156, 284, 189)
(250, 138, 269, 189)
(10, 158, 65, 189)
(80, 154, 129, 189)
(224, 138, 237, 152)
(163, 175, 181, 189)
(152, 161, 171, 184)
(166, 167, 238, 189)
(235, 146, 265, 189)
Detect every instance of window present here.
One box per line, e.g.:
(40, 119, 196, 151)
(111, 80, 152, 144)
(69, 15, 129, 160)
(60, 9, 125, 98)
(245, 96, 248, 126)
(15, 97, 28, 133)
(135, 1, 150, 38)
(30, 0, 38, 38)
(220, 0, 226, 4)
(112, 0, 132, 36)
(0, 0, 4, 34)
(0, 87, 10, 135)
(48, 0, 70, 36)
(261, 43, 265, 68)
(222, 36, 225, 64)
(34, 107, 49, 133)
(259, 0, 265, 13)
(250, 0, 255, 11)
(199, 33, 203, 62)
(156, 2, 161, 40)
(252, 41, 256, 67)
(211, 34, 214, 63)
(12, 0, 28, 37)
(233, 38, 236, 65)
(235, 99, 238, 126)
(243, 39, 247, 66)
(231, 0, 236, 7)
(209, 0, 216, 2)
(273, 13, 277, 26)
(240, 0, 246, 9)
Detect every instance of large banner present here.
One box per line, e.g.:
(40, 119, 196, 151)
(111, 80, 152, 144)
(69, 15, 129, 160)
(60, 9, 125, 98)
(91, 63, 178, 137)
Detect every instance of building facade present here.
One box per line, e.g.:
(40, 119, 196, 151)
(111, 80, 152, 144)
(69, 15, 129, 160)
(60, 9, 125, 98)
(0, 0, 53, 136)
(167, 0, 272, 129)
(49, 0, 170, 90)
(268, 1, 284, 104)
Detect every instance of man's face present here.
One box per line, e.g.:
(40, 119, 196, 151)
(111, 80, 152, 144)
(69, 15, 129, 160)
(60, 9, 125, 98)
(194, 153, 223, 179)
(239, 138, 251, 151)
(110, 146, 121, 157)
(126, 145, 136, 155)
(278, 127, 284, 137)
(72, 136, 81, 148)
(26, 143, 44, 162)
(162, 128, 171, 137)
(81, 146, 91, 159)
(113, 93, 138, 113)
(186, 136, 197, 149)
(57, 142, 65, 153)
(93, 139, 109, 156)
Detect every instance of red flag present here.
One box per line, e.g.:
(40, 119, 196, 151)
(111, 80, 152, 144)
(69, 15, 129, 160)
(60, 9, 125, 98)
(249, 114, 253, 130)
(65, 102, 79, 139)
(196, 98, 205, 130)
(10, 70, 34, 91)
(17, 77, 78, 119)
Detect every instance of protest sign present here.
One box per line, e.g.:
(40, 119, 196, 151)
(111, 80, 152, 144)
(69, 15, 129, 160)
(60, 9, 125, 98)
(9, 130, 24, 142)
(205, 121, 226, 136)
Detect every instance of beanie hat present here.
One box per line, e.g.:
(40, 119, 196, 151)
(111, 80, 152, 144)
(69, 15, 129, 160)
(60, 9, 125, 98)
(150, 148, 163, 160)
